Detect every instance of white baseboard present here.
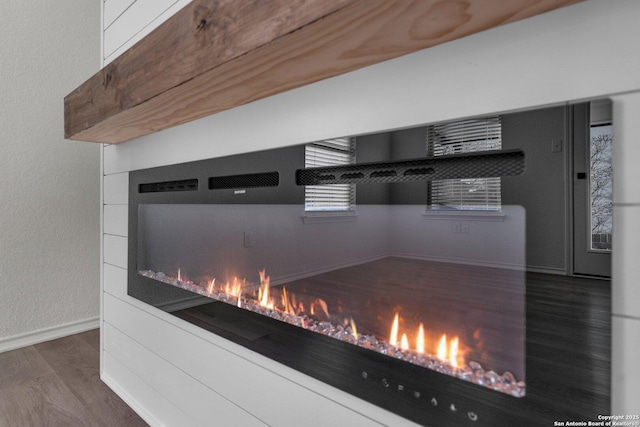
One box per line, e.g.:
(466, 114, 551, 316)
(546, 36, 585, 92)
(0, 317, 100, 354)
(526, 266, 567, 275)
(101, 370, 160, 427)
(389, 252, 526, 271)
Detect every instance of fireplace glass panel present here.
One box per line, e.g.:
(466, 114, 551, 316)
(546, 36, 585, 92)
(136, 202, 526, 396)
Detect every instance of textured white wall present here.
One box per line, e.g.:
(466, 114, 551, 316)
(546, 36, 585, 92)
(0, 2, 100, 342)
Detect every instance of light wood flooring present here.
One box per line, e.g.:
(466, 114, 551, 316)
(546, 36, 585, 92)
(0, 329, 147, 427)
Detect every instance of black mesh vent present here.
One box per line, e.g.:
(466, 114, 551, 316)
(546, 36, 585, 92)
(296, 150, 524, 185)
(209, 171, 279, 190)
(139, 179, 198, 193)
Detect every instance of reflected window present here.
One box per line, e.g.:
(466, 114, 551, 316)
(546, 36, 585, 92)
(589, 123, 613, 251)
(304, 137, 356, 212)
(427, 117, 502, 211)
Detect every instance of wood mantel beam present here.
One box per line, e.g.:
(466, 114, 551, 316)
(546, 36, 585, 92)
(64, 0, 581, 144)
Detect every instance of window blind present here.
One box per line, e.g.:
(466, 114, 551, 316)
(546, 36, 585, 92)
(305, 137, 356, 211)
(427, 117, 502, 211)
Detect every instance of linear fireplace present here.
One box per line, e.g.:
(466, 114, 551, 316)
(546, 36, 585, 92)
(127, 124, 543, 426)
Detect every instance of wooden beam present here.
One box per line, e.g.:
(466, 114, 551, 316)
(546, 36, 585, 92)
(65, 0, 581, 144)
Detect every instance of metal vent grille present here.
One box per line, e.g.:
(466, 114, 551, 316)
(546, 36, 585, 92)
(296, 150, 524, 186)
(139, 179, 198, 193)
(208, 171, 279, 190)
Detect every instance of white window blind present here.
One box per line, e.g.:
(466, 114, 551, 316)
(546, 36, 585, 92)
(305, 137, 356, 212)
(427, 117, 502, 211)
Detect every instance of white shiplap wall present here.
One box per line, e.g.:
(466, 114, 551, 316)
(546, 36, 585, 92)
(103, 0, 191, 65)
(101, 1, 640, 425)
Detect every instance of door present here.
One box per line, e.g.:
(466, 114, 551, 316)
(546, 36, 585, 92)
(572, 101, 612, 277)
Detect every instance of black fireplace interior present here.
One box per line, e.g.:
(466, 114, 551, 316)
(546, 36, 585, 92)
(128, 106, 610, 427)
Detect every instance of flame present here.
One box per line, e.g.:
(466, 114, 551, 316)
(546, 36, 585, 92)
(258, 270, 273, 309)
(181, 267, 471, 372)
(400, 333, 409, 351)
(281, 287, 289, 313)
(437, 334, 448, 361)
(386, 315, 463, 368)
(290, 294, 299, 315)
(259, 269, 267, 284)
(449, 336, 459, 368)
(416, 323, 425, 354)
(350, 318, 358, 339)
(389, 313, 400, 346)
(433, 333, 462, 368)
(311, 299, 329, 319)
(223, 278, 242, 297)
(281, 287, 298, 315)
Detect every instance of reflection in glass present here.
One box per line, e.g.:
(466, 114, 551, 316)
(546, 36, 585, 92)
(590, 124, 613, 251)
(137, 203, 527, 397)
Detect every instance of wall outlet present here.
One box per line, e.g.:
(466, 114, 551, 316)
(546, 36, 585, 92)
(453, 222, 461, 233)
(461, 222, 470, 234)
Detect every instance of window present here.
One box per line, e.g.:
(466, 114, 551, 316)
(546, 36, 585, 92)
(589, 123, 613, 251)
(304, 137, 356, 212)
(426, 117, 502, 211)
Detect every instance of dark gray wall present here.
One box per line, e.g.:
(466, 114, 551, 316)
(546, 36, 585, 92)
(355, 106, 569, 273)
(389, 126, 429, 205)
(355, 132, 392, 204)
(357, 127, 428, 205)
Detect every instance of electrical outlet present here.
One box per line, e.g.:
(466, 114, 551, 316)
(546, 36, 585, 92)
(453, 222, 461, 233)
(461, 222, 470, 234)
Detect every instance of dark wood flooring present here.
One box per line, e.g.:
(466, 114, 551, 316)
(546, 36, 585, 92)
(524, 272, 611, 420)
(0, 329, 147, 427)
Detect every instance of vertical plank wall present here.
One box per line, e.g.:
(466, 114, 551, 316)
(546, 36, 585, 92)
(100, 1, 640, 425)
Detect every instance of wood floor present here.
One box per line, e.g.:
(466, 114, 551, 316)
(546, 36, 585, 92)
(524, 272, 611, 419)
(0, 329, 147, 427)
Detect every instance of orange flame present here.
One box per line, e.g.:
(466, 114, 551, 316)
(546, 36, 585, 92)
(311, 299, 329, 319)
(350, 318, 358, 339)
(416, 323, 425, 354)
(389, 313, 400, 347)
(437, 334, 448, 361)
(281, 287, 299, 315)
(196, 267, 470, 371)
(258, 270, 273, 309)
(433, 333, 462, 368)
(449, 336, 459, 368)
(400, 333, 409, 351)
(223, 278, 242, 298)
